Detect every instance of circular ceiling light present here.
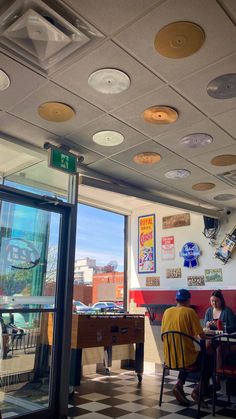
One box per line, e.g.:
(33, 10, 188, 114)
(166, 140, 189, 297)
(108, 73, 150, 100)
(133, 152, 161, 165)
(142, 106, 178, 124)
(213, 194, 235, 201)
(38, 102, 75, 122)
(88, 68, 130, 94)
(93, 130, 124, 146)
(207, 73, 236, 99)
(154, 21, 205, 59)
(0, 69, 10, 91)
(180, 133, 213, 148)
(165, 169, 191, 179)
(211, 154, 236, 166)
(192, 182, 216, 191)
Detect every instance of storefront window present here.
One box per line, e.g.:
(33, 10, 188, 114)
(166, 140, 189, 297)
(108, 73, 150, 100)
(73, 204, 125, 312)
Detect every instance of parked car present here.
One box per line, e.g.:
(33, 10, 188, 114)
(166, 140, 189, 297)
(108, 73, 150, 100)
(73, 300, 91, 313)
(91, 301, 124, 313)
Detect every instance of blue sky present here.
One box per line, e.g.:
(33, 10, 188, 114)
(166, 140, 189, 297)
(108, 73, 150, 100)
(76, 204, 124, 271)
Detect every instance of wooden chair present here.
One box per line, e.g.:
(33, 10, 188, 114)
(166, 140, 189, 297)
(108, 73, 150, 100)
(212, 333, 236, 416)
(160, 331, 206, 419)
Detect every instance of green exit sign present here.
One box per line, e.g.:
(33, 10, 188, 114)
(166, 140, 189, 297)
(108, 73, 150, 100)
(48, 147, 78, 174)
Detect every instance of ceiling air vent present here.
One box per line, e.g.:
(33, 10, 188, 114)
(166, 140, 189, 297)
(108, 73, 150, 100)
(0, 0, 103, 74)
(217, 170, 236, 187)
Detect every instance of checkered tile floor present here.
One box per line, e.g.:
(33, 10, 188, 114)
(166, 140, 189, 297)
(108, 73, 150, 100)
(68, 371, 236, 418)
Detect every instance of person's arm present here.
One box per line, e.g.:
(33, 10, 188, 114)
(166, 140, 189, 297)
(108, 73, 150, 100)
(204, 308, 210, 326)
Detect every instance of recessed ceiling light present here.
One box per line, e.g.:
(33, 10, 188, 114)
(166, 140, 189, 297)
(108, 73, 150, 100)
(38, 102, 75, 122)
(165, 169, 191, 179)
(133, 152, 161, 165)
(207, 73, 236, 99)
(92, 130, 124, 146)
(211, 154, 236, 166)
(154, 21, 205, 58)
(180, 133, 213, 148)
(0, 69, 10, 91)
(142, 106, 178, 124)
(213, 194, 235, 201)
(192, 182, 216, 191)
(88, 68, 130, 94)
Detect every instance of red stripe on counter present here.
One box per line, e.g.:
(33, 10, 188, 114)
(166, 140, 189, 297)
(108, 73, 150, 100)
(129, 289, 236, 319)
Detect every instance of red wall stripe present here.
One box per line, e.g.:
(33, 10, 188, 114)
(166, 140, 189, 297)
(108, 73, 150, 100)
(129, 289, 236, 319)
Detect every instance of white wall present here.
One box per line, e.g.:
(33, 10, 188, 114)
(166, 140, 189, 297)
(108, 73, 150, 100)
(130, 204, 236, 291)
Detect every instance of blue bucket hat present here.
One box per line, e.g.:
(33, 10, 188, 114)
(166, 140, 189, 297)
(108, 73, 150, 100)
(176, 288, 191, 301)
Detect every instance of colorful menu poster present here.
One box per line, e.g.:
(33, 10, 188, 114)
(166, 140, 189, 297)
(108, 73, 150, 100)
(161, 236, 175, 260)
(138, 214, 156, 273)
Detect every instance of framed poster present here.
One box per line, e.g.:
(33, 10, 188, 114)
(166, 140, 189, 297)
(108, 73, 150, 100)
(161, 236, 175, 260)
(162, 213, 190, 229)
(146, 276, 160, 286)
(205, 269, 223, 282)
(138, 214, 156, 273)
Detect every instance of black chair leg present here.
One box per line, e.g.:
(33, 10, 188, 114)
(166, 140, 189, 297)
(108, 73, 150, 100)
(212, 374, 217, 416)
(197, 375, 203, 419)
(227, 380, 231, 406)
(159, 366, 166, 406)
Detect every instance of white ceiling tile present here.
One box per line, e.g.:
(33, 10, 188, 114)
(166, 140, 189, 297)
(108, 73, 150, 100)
(65, 114, 149, 157)
(201, 186, 236, 209)
(62, 0, 160, 35)
(173, 54, 236, 116)
(145, 155, 208, 180)
(112, 85, 204, 137)
(88, 158, 138, 181)
(152, 119, 236, 158)
(111, 140, 177, 173)
(115, 0, 236, 82)
(52, 41, 165, 112)
(9, 81, 104, 136)
(189, 144, 236, 174)
(0, 52, 46, 111)
(221, 0, 236, 20)
(213, 108, 236, 139)
(0, 113, 58, 147)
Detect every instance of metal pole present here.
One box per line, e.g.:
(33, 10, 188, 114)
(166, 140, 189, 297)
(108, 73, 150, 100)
(56, 174, 78, 419)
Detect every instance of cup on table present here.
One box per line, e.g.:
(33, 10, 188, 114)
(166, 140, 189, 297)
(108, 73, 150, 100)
(223, 322, 227, 333)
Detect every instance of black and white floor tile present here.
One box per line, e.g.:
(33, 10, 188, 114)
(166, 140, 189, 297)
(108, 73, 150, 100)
(68, 371, 236, 418)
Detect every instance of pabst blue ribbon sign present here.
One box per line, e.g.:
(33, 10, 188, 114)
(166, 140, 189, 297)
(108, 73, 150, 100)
(2, 238, 40, 270)
(138, 214, 156, 274)
(179, 242, 200, 268)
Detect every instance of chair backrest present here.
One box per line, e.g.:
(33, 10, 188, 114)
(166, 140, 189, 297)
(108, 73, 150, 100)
(212, 333, 236, 376)
(161, 330, 204, 370)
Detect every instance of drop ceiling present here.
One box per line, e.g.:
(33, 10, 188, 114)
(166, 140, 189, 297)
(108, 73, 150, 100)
(0, 0, 236, 213)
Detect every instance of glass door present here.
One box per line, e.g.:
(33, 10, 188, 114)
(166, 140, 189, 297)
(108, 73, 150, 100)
(0, 187, 74, 418)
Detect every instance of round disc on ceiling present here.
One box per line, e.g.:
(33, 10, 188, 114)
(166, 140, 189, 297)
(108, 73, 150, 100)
(192, 182, 215, 191)
(207, 73, 236, 99)
(0, 69, 10, 91)
(165, 169, 190, 179)
(214, 194, 235, 201)
(142, 106, 178, 124)
(38, 102, 75, 122)
(211, 154, 236, 166)
(93, 130, 124, 146)
(154, 21, 205, 58)
(88, 68, 130, 94)
(133, 152, 161, 165)
(180, 133, 213, 148)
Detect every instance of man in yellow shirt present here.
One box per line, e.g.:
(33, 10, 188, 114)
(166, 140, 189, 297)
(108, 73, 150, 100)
(161, 289, 211, 405)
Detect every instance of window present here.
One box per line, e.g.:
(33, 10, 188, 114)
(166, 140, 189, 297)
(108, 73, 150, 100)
(73, 204, 125, 310)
